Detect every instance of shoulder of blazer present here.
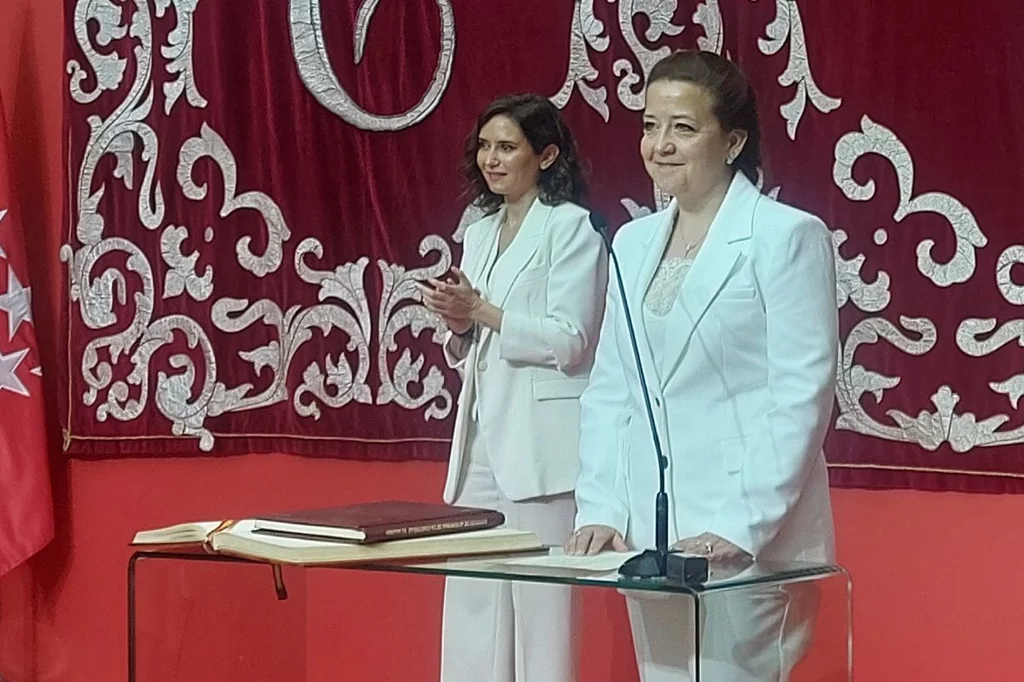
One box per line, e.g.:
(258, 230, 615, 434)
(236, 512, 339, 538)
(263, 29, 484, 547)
(546, 200, 590, 225)
(542, 201, 593, 248)
(611, 204, 670, 255)
(750, 193, 830, 250)
(462, 209, 500, 245)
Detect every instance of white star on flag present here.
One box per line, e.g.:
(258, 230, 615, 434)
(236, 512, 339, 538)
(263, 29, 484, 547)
(0, 82, 53, 578)
(0, 267, 32, 341)
(0, 347, 29, 397)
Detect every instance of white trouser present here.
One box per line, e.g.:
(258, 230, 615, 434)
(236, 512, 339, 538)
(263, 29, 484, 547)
(625, 581, 820, 681)
(440, 429, 577, 682)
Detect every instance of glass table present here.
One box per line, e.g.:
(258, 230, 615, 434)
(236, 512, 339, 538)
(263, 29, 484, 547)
(127, 547, 851, 681)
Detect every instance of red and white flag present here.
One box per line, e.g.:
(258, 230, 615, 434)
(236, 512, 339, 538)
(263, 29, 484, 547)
(0, 90, 53, 577)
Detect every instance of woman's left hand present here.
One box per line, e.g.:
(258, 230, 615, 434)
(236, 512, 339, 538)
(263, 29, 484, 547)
(421, 267, 483, 321)
(672, 533, 751, 563)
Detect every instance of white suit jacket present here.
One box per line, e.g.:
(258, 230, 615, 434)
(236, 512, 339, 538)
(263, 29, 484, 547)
(574, 173, 837, 562)
(442, 199, 607, 503)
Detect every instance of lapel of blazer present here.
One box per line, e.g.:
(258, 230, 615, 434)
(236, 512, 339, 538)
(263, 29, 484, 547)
(487, 196, 552, 305)
(468, 197, 552, 350)
(473, 198, 551, 352)
(629, 201, 676, 390)
(659, 174, 759, 383)
(486, 198, 551, 309)
(464, 208, 503, 287)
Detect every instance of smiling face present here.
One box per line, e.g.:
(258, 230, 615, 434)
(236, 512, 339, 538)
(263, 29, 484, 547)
(476, 114, 557, 204)
(640, 80, 747, 204)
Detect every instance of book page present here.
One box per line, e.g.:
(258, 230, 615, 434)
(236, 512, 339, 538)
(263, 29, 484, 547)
(132, 520, 224, 544)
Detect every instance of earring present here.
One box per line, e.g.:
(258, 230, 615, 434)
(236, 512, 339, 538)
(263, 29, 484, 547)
(726, 154, 736, 166)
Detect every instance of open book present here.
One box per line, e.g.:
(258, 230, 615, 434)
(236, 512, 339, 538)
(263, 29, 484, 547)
(133, 520, 230, 545)
(132, 520, 542, 565)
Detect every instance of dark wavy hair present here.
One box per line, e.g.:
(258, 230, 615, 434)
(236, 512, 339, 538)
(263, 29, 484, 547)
(648, 50, 763, 184)
(462, 93, 587, 214)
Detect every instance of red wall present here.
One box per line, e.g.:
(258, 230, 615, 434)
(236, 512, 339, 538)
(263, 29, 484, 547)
(3, 1, 1024, 680)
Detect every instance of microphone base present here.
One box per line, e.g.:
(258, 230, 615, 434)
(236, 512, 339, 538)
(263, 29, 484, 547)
(618, 549, 667, 579)
(618, 549, 709, 587)
(666, 552, 710, 586)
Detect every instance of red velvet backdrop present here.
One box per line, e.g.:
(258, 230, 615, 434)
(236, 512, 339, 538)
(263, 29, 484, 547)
(62, 0, 1024, 492)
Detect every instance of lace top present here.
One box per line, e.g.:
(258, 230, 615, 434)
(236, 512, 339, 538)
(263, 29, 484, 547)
(642, 257, 694, 373)
(643, 257, 694, 317)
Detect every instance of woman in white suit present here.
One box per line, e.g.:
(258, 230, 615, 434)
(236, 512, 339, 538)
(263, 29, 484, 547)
(422, 93, 607, 682)
(565, 51, 838, 681)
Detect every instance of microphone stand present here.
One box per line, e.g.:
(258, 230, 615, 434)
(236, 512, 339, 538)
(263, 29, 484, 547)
(590, 214, 707, 585)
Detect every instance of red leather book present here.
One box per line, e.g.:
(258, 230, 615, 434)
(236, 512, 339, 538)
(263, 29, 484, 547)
(251, 500, 505, 544)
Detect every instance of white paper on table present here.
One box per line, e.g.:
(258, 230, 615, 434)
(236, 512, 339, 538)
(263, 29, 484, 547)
(492, 549, 640, 572)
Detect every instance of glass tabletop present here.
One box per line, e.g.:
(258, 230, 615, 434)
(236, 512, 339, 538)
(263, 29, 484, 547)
(363, 550, 842, 594)
(130, 545, 845, 595)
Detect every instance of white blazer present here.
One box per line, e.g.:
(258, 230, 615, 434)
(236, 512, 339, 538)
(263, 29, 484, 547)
(442, 199, 607, 504)
(575, 173, 838, 562)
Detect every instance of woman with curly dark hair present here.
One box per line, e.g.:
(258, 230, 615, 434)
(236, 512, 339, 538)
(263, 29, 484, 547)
(421, 93, 606, 682)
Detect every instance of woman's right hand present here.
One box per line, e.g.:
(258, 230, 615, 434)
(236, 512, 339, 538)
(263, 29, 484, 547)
(419, 284, 472, 335)
(564, 524, 628, 556)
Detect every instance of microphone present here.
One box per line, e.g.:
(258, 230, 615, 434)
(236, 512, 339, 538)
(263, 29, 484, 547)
(588, 212, 707, 585)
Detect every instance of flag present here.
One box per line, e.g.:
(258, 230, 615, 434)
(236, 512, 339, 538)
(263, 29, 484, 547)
(0, 89, 53, 577)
